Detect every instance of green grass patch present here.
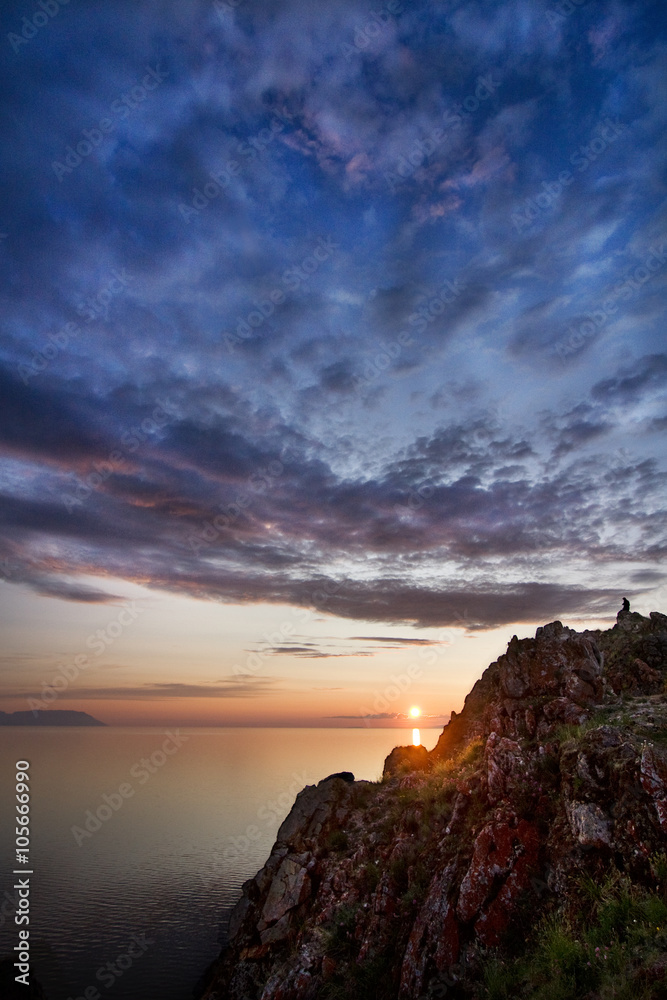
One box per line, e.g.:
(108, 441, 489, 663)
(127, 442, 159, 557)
(482, 870, 667, 1000)
(322, 903, 360, 961)
(326, 828, 349, 853)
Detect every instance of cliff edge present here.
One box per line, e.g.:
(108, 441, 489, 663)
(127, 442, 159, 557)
(199, 610, 667, 999)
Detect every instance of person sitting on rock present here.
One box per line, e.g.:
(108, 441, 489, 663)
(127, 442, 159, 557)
(620, 597, 630, 613)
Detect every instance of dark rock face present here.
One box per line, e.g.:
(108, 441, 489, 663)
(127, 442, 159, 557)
(383, 744, 429, 779)
(199, 612, 667, 1000)
(593, 610, 667, 695)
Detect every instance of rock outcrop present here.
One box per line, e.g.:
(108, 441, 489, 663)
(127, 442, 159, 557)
(199, 610, 667, 1000)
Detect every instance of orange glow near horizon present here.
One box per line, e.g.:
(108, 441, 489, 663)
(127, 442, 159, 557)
(1, 585, 595, 729)
(412, 728, 420, 746)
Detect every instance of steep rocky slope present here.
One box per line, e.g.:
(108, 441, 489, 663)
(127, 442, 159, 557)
(199, 610, 667, 1000)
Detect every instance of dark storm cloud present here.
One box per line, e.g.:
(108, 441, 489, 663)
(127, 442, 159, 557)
(591, 354, 667, 406)
(0, 365, 108, 464)
(0, 0, 665, 628)
(1, 401, 665, 621)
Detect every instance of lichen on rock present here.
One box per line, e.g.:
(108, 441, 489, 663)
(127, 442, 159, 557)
(198, 610, 667, 1000)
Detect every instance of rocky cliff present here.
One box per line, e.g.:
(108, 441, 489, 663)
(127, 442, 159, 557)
(199, 610, 667, 999)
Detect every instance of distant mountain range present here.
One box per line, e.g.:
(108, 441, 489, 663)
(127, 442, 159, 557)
(0, 710, 105, 726)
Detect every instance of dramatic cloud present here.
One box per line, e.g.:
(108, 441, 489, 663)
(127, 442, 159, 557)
(0, 0, 665, 645)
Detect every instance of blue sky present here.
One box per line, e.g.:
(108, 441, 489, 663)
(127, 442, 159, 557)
(0, 0, 665, 724)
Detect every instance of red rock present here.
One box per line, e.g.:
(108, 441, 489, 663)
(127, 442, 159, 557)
(457, 818, 539, 933)
(566, 801, 612, 848)
(640, 745, 667, 833)
(485, 733, 528, 804)
(399, 864, 459, 999)
(473, 820, 540, 946)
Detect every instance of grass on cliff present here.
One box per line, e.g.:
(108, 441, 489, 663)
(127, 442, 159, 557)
(377, 737, 484, 844)
(318, 903, 398, 1000)
(482, 864, 667, 1000)
(552, 706, 619, 744)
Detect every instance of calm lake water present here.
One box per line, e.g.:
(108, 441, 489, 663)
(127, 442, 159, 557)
(0, 727, 440, 1000)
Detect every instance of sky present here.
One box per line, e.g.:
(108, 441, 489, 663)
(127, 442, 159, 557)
(0, 0, 665, 727)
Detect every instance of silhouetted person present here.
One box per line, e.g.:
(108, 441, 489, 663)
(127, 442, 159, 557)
(621, 597, 630, 613)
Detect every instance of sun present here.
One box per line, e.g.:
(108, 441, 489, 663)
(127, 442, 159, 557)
(409, 706, 421, 718)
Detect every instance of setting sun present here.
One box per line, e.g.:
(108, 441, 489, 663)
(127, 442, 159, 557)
(409, 706, 421, 718)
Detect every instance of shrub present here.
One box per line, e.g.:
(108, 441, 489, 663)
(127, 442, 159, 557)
(326, 828, 349, 853)
(322, 903, 360, 960)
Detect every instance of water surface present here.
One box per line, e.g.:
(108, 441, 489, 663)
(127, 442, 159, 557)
(0, 727, 440, 999)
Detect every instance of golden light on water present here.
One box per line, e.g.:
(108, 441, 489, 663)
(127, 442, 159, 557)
(412, 728, 421, 746)
(409, 706, 421, 718)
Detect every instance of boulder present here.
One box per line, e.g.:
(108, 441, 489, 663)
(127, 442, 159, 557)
(566, 801, 612, 848)
(383, 743, 429, 779)
(485, 733, 528, 804)
(259, 857, 311, 929)
(276, 775, 353, 850)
